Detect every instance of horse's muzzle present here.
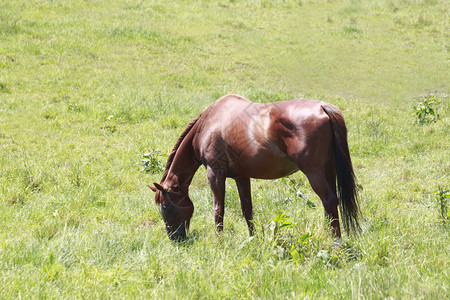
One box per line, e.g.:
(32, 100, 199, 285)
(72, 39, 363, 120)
(168, 222, 188, 242)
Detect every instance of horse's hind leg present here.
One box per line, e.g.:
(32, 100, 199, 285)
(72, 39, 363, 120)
(304, 166, 341, 238)
(235, 177, 254, 236)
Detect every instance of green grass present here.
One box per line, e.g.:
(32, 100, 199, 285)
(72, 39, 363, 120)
(0, 0, 449, 298)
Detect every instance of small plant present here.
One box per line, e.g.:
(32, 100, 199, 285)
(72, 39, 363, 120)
(434, 187, 449, 225)
(289, 231, 314, 263)
(260, 212, 316, 263)
(412, 96, 440, 124)
(141, 150, 165, 174)
(270, 212, 295, 237)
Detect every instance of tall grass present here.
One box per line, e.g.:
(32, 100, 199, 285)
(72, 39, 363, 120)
(0, 0, 448, 298)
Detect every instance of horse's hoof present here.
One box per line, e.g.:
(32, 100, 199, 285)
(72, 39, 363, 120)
(332, 238, 343, 248)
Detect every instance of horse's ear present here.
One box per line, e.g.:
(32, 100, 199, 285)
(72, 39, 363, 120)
(153, 182, 166, 192)
(148, 185, 157, 192)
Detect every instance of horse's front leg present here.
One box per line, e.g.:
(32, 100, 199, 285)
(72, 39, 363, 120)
(235, 177, 254, 236)
(207, 166, 226, 233)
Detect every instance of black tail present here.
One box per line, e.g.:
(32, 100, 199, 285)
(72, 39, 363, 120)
(322, 104, 360, 234)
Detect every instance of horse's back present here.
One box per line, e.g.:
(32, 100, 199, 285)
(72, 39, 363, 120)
(194, 95, 335, 178)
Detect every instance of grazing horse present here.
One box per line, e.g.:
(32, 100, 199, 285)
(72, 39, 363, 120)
(150, 94, 360, 241)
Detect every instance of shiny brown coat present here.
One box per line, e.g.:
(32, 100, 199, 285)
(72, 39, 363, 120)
(150, 94, 360, 241)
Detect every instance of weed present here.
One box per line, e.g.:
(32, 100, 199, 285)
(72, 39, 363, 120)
(412, 96, 440, 124)
(256, 212, 317, 264)
(270, 212, 295, 237)
(290, 231, 314, 263)
(434, 187, 449, 225)
(141, 150, 165, 174)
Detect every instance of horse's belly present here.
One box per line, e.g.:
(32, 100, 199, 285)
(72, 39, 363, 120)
(227, 152, 299, 179)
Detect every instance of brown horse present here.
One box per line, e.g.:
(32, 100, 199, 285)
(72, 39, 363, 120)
(150, 94, 360, 241)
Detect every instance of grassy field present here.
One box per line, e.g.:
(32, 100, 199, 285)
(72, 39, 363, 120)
(1, 0, 449, 298)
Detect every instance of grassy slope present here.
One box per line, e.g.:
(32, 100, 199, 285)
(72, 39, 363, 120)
(0, 0, 449, 298)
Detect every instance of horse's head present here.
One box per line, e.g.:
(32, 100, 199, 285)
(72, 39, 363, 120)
(150, 183, 194, 241)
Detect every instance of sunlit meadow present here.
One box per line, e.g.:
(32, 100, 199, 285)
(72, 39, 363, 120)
(0, 0, 448, 298)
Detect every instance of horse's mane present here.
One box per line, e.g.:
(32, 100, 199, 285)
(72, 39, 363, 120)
(160, 113, 203, 183)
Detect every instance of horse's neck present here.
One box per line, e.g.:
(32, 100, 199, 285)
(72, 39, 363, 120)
(164, 135, 200, 193)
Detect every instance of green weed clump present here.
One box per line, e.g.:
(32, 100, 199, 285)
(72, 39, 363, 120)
(141, 150, 165, 174)
(412, 96, 441, 124)
(434, 187, 449, 225)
